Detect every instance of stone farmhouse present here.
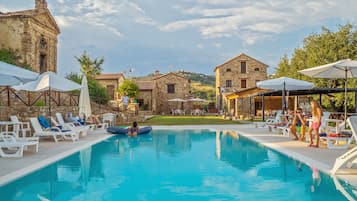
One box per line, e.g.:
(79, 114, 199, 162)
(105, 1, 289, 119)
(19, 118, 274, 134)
(95, 73, 125, 100)
(214, 53, 268, 111)
(0, 0, 60, 73)
(134, 71, 191, 114)
(95, 71, 191, 115)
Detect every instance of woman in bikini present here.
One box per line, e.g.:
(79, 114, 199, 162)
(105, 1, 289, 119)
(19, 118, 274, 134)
(128, 121, 139, 137)
(307, 100, 322, 148)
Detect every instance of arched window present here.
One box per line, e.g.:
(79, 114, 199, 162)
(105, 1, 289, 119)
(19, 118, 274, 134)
(226, 68, 232, 72)
(254, 68, 260, 71)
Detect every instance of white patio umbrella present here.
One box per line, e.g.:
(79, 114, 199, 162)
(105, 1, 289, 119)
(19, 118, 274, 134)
(168, 98, 187, 102)
(257, 77, 314, 112)
(79, 74, 92, 119)
(187, 98, 207, 102)
(299, 59, 357, 121)
(168, 98, 186, 111)
(0, 61, 39, 85)
(0, 61, 39, 106)
(12, 71, 82, 124)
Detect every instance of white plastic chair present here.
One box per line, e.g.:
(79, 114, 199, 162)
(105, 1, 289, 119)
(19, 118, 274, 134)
(331, 116, 357, 174)
(9, 116, 32, 138)
(102, 113, 116, 126)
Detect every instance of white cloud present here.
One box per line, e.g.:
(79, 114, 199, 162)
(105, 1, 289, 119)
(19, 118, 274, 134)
(53, 0, 158, 37)
(161, 0, 357, 44)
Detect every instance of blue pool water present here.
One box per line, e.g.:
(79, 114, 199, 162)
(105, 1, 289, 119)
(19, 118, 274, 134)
(0, 129, 356, 201)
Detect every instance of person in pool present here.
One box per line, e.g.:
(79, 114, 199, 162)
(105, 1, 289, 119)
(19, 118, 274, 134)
(128, 121, 139, 137)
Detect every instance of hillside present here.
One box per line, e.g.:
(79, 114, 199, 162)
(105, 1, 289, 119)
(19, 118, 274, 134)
(179, 71, 215, 86)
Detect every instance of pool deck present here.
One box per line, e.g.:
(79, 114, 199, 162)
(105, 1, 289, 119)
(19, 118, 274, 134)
(1, 124, 357, 187)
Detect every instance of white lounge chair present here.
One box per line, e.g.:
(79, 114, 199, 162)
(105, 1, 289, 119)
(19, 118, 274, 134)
(265, 110, 283, 125)
(30, 117, 78, 143)
(0, 132, 38, 157)
(56, 113, 96, 131)
(51, 116, 88, 137)
(331, 116, 357, 174)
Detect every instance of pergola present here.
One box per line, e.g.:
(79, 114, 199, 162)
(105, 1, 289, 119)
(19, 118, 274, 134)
(258, 88, 357, 121)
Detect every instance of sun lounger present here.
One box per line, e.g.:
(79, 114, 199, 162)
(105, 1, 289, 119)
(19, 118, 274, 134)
(30, 117, 78, 142)
(331, 116, 357, 174)
(0, 132, 38, 157)
(56, 113, 95, 131)
(50, 116, 88, 137)
(265, 110, 283, 125)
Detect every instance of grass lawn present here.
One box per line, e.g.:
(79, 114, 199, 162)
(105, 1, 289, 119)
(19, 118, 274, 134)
(141, 115, 246, 125)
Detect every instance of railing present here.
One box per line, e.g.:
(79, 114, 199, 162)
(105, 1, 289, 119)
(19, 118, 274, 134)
(0, 87, 113, 109)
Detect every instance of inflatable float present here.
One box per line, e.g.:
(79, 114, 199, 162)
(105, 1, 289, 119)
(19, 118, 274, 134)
(107, 126, 152, 135)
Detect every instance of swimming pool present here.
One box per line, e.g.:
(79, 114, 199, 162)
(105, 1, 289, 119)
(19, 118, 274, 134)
(0, 129, 356, 201)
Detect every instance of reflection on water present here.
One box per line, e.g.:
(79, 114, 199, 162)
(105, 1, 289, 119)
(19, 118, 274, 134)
(0, 130, 356, 201)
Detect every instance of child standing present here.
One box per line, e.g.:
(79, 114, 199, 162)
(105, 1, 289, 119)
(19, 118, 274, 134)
(307, 100, 322, 148)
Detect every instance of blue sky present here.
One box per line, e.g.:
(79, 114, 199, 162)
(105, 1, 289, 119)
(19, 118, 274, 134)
(1, 0, 357, 77)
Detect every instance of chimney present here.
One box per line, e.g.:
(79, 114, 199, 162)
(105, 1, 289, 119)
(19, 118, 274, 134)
(35, 0, 47, 10)
(154, 70, 160, 77)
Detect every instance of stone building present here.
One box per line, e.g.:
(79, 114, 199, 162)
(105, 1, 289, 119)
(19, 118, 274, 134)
(0, 0, 60, 73)
(152, 72, 191, 114)
(95, 73, 125, 100)
(134, 71, 191, 114)
(135, 81, 154, 111)
(214, 53, 268, 111)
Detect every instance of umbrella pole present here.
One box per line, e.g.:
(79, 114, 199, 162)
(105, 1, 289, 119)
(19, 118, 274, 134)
(345, 69, 348, 127)
(49, 87, 52, 127)
(282, 82, 286, 113)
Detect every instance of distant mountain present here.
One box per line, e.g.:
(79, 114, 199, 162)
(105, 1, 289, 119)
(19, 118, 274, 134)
(179, 71, 215, 86)
(134, 71, 215, 87)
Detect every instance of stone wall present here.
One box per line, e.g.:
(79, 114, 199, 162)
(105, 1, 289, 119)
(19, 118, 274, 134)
(215, 53, 268, 109)
(96, 79, 120, 100)
(136, 90, 152, 111)
(152, 73, 191, 114)
(0, 4, 59, 72)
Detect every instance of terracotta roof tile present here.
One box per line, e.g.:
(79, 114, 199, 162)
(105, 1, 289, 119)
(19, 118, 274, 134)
(137, 81, 154, 90)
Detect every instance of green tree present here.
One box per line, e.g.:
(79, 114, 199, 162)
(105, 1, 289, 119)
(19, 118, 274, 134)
(118, 79, 139, 98)
(275, 23, 357, 112)
(76, 51, 104, 78)
(67, 73, 109, 104)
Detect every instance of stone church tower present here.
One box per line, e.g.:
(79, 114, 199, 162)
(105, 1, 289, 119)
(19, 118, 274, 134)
(0, 0, 60, 73)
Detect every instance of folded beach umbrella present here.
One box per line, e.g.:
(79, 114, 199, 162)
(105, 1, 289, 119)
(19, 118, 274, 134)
(257, 77, 314, 112)
(79, 74, 92, 119)
(299, 59, 357, 122)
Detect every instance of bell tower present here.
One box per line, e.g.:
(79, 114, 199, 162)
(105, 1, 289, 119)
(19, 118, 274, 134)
(35, 0, 47, 10)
